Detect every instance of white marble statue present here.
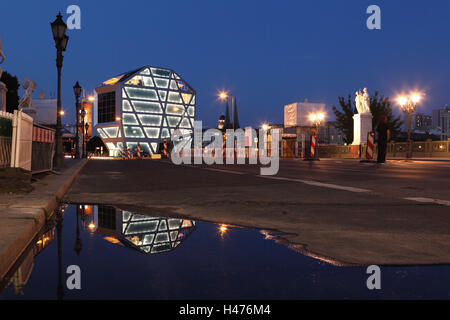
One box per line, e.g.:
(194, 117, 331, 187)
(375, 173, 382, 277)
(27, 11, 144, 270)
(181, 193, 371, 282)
(0, 37, 5, 80)
(18, 78, 37, 110)
(355, 88, 371, 114)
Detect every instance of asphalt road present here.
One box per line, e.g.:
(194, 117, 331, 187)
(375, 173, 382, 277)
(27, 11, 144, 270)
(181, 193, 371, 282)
(66, 158, 450, 265)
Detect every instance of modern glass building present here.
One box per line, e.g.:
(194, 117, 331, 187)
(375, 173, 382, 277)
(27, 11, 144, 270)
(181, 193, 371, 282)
(94, 66, 196, 156)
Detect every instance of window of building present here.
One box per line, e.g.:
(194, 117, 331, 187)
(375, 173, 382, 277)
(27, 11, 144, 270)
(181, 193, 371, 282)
(98, 92, 116, 123)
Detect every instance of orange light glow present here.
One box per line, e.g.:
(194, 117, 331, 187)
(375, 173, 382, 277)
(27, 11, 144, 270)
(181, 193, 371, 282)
(116, 117, 121, 121)
(88, 95, 95, 102)
(219, 91, 228, 100)
(60, 110, 65, 116)
(397, 96, 408, 106)
(88, 223, 96, 231)
(410, 92, 421, 104)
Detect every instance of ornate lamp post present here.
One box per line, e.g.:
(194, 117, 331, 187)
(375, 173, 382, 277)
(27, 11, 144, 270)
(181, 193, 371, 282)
(73, 81, 81, 159)
(397, 93, 421, 159)
(80, 108, 86, 158)
(85, 122, 90, 157)
(51, 13, 69, 168)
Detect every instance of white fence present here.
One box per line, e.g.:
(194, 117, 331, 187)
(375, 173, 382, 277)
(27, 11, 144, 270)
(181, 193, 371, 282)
(0, 110, 14, 167)
(10, 110, 33, 171)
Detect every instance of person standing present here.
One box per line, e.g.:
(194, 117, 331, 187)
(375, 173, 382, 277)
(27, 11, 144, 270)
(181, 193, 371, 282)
(376, 115, 390, 163)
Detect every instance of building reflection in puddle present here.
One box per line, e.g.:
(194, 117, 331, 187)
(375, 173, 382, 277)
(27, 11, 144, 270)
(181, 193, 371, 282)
(78, 204, 197, 255)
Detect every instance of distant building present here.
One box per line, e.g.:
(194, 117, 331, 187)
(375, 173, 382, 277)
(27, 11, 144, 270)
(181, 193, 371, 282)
(94, 65, 196, 156)
(432, 106, 450, 140)
(412, 113, 432, 131)
(284, 99, 326, 127)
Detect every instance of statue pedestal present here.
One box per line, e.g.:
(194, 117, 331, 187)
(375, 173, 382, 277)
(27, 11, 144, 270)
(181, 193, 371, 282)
(352, 113, 373, 145)
(0, 81, 7, 112)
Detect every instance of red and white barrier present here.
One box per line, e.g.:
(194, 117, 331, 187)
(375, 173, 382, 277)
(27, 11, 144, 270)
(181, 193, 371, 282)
(163, 140, 168, 158)
(310, 135, 317, 158)
(137, 144, 142, 159)
(33, 126, 55, 143)
(366, 132, 375, 160)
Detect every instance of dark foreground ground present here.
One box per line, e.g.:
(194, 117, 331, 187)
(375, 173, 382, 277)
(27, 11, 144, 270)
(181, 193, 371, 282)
(66, 158, 450, 265)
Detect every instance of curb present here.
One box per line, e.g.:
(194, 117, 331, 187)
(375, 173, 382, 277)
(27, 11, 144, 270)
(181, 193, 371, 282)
(0, 159, 89, 281)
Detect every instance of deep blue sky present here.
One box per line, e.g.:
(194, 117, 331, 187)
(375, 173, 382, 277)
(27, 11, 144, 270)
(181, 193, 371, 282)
(1, 0, 449, 128)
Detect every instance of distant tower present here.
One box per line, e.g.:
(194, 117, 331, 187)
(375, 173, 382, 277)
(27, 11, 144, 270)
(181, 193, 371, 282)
(224, 98, 232, 129)
(232, 96, 240, 129)
(218, 114, 225, 130)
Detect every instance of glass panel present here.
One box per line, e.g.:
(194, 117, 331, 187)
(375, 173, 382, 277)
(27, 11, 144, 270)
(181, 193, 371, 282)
(180, 118, 191, 129)
(154, 232, 169, 243)
(138, 114, 162, 126)
(140, 142, 151, 154)
(190, 95, 196, 105)
(106, 142, 116, 150)
(187, 106, 195, 117)
(151, 67, 171, 78)
(144, 127, 160, 138)
(161, 128, 170, 138)
(124, 126, 145, 138)
(132, 101, 162, 113)
(97, 128, 107, 138)
(141, 68, 151, 75)
(177, 80, 192, 93)
(151, 143, 157, 153)
(122, 113, 139, 125)
(103, 127, 119, 138)
(167, 116, 181, 127)
(173, 73, 180, 79)
(168, 92, 182, 103)
(168, 219, 181, 230)
(158, 220, 168, 231)
(143, 77, 154, 87)
(158, 90, 167, 101)
(123, 100, 133, 111)
(122, 88, 128, 99)
(122, 211, 131, 222)
(125, 221, 158, 235)
(143, 234, 154, 245)
(182, 220, 192, 228)
(125, 76, 144, 86)
(125, 87, 158, 100)
(170, 80, 178, 90)
(154, 78, 169, 89)
(170, 231, 178, 241)
(117, 142, 123, 150)
(166, 104, 184, 116)
(181, 93, 192, 104)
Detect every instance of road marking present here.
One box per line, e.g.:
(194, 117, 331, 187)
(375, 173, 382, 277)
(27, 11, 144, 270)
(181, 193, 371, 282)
(259, 176, 371, 193)
(404, 197, 450, 207)
(204, 168, 247, 175)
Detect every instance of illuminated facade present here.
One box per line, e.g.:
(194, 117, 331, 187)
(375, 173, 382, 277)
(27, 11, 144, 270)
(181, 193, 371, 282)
(89, 205, 196, 255)
(94, 66, 196, 156)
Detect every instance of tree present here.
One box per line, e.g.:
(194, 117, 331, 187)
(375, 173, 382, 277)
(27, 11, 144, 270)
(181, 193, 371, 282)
(0, 70, 19, 113)
(332, 91, 403, 143)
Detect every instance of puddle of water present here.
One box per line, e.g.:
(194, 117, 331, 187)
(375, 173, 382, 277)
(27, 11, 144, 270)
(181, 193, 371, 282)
(1, 204, 449, 300)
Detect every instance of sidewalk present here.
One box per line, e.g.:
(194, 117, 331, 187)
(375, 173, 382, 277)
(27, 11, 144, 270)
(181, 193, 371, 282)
(0, 159, 88, 280)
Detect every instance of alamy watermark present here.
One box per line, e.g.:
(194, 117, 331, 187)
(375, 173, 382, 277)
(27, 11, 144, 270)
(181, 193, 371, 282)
(366, 5, 381, 30)
(366, 265, 381, 290)
(170, 121, 280, 176)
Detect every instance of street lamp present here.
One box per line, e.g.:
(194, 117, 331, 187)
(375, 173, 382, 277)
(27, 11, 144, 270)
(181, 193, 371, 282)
(396, 92, 422, 158)
(85, 122, 90, 157)
(73, 81, 81, 159)
(218, 91, 239, 130)
(51, 12, 69, 168)
(80, 108, 86, 158)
